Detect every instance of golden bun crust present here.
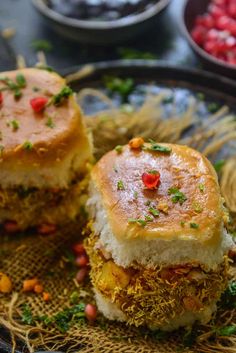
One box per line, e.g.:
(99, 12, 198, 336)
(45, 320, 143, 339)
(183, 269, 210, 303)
(0, 68, 92, 188)
(91, 143, 224, 246)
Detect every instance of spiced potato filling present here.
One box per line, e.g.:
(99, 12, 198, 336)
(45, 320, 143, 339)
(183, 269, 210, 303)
(86, 231, 229, 329)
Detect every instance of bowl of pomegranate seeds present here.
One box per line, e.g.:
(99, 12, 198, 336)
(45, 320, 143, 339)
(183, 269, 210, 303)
(182, 0, 236, 78)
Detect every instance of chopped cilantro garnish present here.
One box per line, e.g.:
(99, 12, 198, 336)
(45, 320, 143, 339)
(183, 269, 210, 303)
(36, 64, 55, 72)
(118, 47, 157, 60)
(145, 215, 153, 222)
(128, 218, 147, 227)
(145, 200, 151, 206)
(190, 222, 199, 229)
(31, 39, 53, 52)
(0, 75, 26, 99)
(133, 191, 138, 199)
(149, 207, 159, 217)
(198, 183, 205, 192)
(196, 92, 205, 101)
(216, 326, 236, 336)
(146, 139, 172, 153)
(117, 180, 125, 190)
(214, 159, 225, 173)
(46, 117, 55, 129)
(180, 221, 185, 227)
(220, 281, 236, 309)
(23, 141, 33, 150)
(52, 86, 73, 106)
(115, 145, 123, 154)
(208, 102, 220, 113)
(104, 75, 134, 102)
(162, 95, 174, 104)
(16, 74, 26, 88)
(148, 170, 159, 175)
(168, 187, 187, 205)
(21, 304, 34, 325)
(70, 291, 80, 305)
(9, 119, 19, 131)
(192, 202, 203, 213)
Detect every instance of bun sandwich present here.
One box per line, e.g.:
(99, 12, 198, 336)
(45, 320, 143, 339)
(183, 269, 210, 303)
(0, 68, 92, 233)
(86, 139, 233, 330)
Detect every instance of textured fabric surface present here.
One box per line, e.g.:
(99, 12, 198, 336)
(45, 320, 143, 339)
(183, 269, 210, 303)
(0, 227, 236, 353)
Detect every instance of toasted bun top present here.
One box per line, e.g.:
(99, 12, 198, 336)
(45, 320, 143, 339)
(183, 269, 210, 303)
(0, 68, 90, 167)
(91, 143, 224, 246)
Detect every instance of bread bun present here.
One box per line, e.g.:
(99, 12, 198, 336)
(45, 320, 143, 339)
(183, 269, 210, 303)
(87, 143, 233, 269)
(0, 68, 92, 189)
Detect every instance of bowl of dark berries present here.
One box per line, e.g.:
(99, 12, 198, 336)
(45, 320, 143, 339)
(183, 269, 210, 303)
(32, 0, 170, 45)
(182, 0, 236, 79)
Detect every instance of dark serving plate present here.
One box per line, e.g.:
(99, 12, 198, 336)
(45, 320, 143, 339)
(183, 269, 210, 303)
(1, 61, 236, 353)
(32, 0, 170, 44)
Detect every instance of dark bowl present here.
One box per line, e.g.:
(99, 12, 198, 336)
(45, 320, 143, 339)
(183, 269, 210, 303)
(181, 0, 236, 79)
(32, 0, 170, 45)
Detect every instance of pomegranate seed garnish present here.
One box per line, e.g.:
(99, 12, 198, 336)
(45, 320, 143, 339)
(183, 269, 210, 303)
(142, 171, 160, 189)
(30, 97, 48, 113)
(191, 0, 236, 66)
(228, 4, 236, 19)
(4, 220, 20, 233)
(75, 254, 89, 267)
(76, 268, 88, 283)
(0, 92, 3, 105)
(73, 243, 86, 255)
(191, 26, 206, 45)
(85, 304, 97, 322)
(37, 223, 57, 235)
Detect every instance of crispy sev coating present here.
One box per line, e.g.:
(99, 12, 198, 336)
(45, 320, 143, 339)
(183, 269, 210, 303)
(86, 228, 229, 328)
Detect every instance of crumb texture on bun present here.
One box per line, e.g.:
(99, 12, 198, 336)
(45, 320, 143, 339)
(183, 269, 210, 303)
(0, 68, 92, 188)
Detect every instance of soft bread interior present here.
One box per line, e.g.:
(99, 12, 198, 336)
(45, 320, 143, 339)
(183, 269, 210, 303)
(87, 184, 233, 270)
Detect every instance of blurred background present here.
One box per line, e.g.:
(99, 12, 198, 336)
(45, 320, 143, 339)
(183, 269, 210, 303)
(1, 0, 236, 78)
(0, 0, 197, 72)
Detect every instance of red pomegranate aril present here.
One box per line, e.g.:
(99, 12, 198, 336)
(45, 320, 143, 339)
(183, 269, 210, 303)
(75, 254, 89, 267)
(76, 268, 88, 283)
(201, 14, 215, 28)
(206, 28, 219, 40)
(226, 35, 236, 47)
(228, 21, 236, 35)
(195, 15, 205, 26)
(212, 0, 227, 7)
(204, 40, 218, 54)
(228, 4, 236, 19)
(142, 171, 161, 189)
(216, 15, 232, 30)
(85, 304, 97, 322)
(4, 221, 20, 233)
(37, 223, 57, 235)
(0, 92, 3, 105)
(73, 243, 86, 255)
(191, 26, 206, 45)
(191, 0, 236, 66)
(30, 97, 48, 113)
(209, 4, 225, 19)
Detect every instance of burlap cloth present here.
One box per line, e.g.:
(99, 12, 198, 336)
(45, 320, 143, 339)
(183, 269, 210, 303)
(0, 94, 236, 353)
